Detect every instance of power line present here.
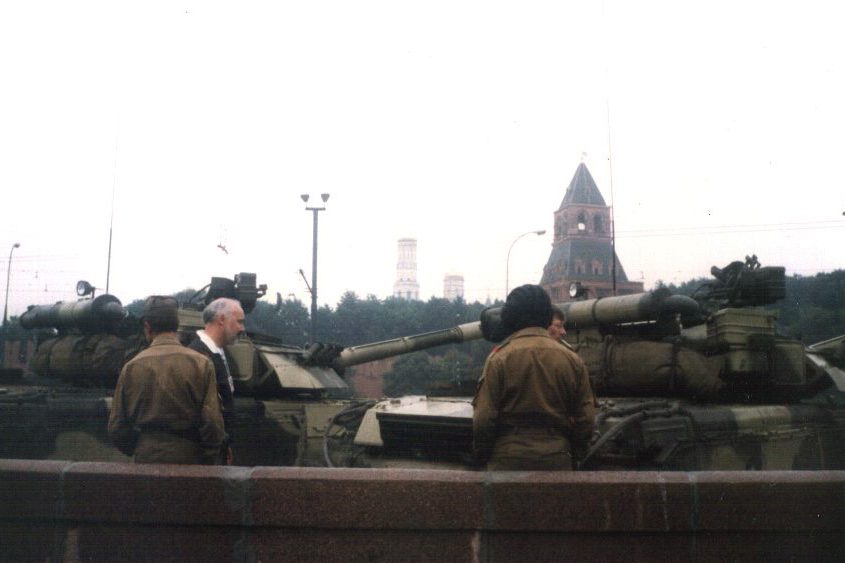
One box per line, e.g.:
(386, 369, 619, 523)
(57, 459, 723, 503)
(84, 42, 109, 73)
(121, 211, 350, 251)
(616, 220, 845, 238)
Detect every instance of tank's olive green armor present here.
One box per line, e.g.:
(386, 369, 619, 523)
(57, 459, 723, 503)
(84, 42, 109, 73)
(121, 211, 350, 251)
(7, 257, 845, 471)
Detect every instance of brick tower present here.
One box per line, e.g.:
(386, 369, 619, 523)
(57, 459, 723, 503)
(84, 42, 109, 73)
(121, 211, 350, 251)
(540, 162, 643, 302)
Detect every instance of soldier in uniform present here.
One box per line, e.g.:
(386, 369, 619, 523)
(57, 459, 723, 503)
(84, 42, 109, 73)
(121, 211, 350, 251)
(548, 305, 570, 346)
(108, 296, 226, 464)
(473, 285, 595, 470)
(187, 297, 245, 465)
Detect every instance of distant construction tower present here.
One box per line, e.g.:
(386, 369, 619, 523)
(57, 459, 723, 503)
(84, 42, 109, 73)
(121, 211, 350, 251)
(393, 238, 420, 300)
(443, 274, 464, 301)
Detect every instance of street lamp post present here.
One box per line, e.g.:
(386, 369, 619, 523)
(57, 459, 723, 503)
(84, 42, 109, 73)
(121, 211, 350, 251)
(301, 194, 329, 344)
(3, 242, 20, 327)
(505, 230, 545, 297)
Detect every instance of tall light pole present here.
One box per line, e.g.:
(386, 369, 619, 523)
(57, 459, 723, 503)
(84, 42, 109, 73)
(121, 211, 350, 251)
(3, 242, 21, 327)
(301, 193, 329, 343)
(505, 230, 545, 297)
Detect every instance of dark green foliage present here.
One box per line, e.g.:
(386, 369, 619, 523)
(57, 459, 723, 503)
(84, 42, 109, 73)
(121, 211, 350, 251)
(383, 353, 442, 396)
(312, 293, 497, 349)
(173, 287, 201, 305)
(247, 299, 310, 347)
(0, 317, 28, 339)
(323, 292, 392, 346)
(383, 348, 481, 397)
(776, 271, 845, 344)
(125, 298, 145, 319)
(660, 277, 712, 297)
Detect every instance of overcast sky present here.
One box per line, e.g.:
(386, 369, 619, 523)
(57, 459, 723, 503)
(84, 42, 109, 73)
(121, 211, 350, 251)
(1, 1, 844, 318)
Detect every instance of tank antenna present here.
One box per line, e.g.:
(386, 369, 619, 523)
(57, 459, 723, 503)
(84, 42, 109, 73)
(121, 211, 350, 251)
(601, 0, 617, 296)
(606, 99, 617, 296)
(105, 132, 117, 294)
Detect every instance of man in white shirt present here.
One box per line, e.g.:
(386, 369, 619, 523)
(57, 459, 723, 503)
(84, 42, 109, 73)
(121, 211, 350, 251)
(187, 297, 245, 464)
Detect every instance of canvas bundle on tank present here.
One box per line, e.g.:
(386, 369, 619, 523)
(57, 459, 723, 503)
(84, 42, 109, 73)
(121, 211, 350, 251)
(89, 334, 136, 387)
(578, 337, 724, 400)
(33, 335, 134, 386)
(29, 337, 58, 377)
(46, 336, 89, 379)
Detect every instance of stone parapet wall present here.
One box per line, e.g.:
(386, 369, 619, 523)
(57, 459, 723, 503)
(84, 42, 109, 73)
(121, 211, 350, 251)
(2, 459, 844, 561)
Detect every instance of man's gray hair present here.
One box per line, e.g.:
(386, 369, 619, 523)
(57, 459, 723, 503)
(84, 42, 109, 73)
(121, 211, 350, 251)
(202, 298, 240, 324)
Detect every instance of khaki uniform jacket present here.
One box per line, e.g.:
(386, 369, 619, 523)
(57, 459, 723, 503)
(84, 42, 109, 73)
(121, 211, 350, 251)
(472, 327, 595, 470)
(108, 333, 226, 464)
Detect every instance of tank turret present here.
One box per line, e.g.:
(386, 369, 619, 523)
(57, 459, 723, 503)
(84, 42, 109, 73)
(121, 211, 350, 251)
(19, 295, 141, 387)
(558, 256, 833, 403)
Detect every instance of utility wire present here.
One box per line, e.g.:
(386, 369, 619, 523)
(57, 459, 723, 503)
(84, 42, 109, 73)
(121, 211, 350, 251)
(616, 220, 845, 238)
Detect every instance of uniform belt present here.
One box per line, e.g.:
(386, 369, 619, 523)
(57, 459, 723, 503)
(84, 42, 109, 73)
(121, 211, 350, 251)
(498, 422, 568, 435)
(499, 414, 568, 433)
(139, 424, 201, 443)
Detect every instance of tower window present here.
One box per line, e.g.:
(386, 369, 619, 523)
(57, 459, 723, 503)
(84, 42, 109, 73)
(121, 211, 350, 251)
(575, 258, 586, 275)
(594, 215, 603, 233)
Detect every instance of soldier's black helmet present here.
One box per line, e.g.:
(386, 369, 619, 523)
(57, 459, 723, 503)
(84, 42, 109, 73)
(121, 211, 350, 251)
(501, 284, 553, 334)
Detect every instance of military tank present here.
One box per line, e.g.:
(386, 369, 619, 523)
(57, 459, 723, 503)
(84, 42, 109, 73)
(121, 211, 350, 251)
(344, 256, 845, 471)
(2, 272, 492, 466)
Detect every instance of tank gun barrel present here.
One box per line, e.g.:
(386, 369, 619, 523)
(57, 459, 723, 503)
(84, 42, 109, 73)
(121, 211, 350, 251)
(560, 291, 701, 329)
(333, 322, 484, 369)
(20, 294, 127, 334)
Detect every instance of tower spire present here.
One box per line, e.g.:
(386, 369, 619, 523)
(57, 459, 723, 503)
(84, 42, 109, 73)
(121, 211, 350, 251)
(540, 161, 643, 301)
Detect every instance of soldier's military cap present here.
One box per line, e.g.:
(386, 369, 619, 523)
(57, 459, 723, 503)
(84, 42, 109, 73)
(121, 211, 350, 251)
(501, 284, 553, 334)
(143, 295, 179, 326)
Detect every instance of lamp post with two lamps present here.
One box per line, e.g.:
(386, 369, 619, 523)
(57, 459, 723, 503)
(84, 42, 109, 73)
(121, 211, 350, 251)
(301, 193, 329, 344)
(505, 230, 545, 297)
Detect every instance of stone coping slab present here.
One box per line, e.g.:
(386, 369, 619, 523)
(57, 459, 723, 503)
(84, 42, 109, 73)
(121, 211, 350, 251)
(1, 460, 844, 533)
